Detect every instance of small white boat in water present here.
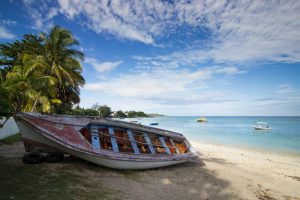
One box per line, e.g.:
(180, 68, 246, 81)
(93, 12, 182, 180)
(252, 122, 272, 130)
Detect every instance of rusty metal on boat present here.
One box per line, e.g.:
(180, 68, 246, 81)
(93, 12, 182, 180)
(15, 112, 198, 169)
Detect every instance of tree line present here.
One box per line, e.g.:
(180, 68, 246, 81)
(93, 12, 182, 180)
(67, 104, 152, 118)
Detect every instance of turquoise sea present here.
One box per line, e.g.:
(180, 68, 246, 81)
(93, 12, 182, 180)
(125, 116, 300, 154)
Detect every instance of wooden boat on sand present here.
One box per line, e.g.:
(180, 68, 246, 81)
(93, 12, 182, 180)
(15, 113, 197, 169)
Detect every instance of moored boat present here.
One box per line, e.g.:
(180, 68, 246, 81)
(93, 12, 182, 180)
(252, 122, 272, 130)
(197, 117, 208, 122)
(15, 112, 197, 169)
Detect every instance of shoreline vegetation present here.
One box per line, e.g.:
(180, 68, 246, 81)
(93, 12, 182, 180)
(66, 104, 165, 118)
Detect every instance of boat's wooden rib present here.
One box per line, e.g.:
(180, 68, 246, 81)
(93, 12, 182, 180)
(127, 130, 140, 154)
(169, 138, 180, 154)
(159, 137, 171, 154)
(15, 112, 198, 169)
(108, 127, 119, 152)
(143, 133, 156, 154)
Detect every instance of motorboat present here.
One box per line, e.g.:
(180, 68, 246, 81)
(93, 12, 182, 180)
(252, 122, 272, 130)
(15, 112, 197, 169)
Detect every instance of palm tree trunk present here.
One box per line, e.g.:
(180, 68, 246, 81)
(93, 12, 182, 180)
(31, 97, 39, 112)
(15, 98, 22, 114)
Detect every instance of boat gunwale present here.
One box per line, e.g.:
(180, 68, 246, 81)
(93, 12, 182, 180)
(22, 112, 186, 140)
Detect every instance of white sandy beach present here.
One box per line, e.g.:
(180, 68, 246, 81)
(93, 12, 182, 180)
(191, 141, 300, 199)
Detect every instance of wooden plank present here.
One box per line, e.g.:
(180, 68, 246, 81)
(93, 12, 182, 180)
(91, 125, 101, 149)
(127, 130, 140, 154)
(143, 133, 155, 154)
(108, 127, 119, 152)
(169, 138, 180, 153)
(159, 136, 171, 154)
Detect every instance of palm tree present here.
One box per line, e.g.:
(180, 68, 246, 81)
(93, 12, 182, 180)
(1, 26, 85, 114)
(41, 26, 85, 111)
(5, 54, 60, 113)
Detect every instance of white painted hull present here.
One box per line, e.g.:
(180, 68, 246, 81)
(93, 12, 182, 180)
(253, 126, 272, 130)
(17, 120, 193, 169)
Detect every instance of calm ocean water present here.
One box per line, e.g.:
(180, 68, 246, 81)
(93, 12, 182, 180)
(124, 116, 300, 154)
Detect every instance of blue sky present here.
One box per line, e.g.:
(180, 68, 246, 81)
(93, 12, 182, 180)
(1, 0, 300, 116)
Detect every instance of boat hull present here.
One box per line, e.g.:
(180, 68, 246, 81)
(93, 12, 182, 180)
(253, 127, 272, 130)
(16, 115, 196, 169)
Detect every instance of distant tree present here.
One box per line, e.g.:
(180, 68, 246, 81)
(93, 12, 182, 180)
(90, 103, 100, 111)
(127, 111, 148, 118)
(84, 109, 99, 116)
(98, 105, 111, 118)
(115, 110, 127, 118)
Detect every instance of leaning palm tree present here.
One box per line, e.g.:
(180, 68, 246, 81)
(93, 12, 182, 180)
(41, 26, 85, 111)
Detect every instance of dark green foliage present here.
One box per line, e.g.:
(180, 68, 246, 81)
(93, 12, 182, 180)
(0, 34, 43, 71)
(67, 106, 98, 116)
(98, 105, 112, 118)
(126, 111, 148, 118)
(53, 103, 73, 114)
(115, 110, 127, 118)
(0, 83, 13, 119)
(84, 109, 99, 116)
(0, 26, 85, 114)
(147, 113, 165, 117)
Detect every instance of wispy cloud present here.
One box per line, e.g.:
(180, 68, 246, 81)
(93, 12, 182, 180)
(253, 83, 300, 108)
(277, 84, 297, 94)
(0, 26, 16, 39)
(85, 58, 123, 73)
(22, 0, 58, 30)
(0, 19, 17, 26)
(84, 65, 242, 105)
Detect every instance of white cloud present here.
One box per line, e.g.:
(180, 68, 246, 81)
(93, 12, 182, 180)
(0, 19, 17, 26)
(277, 84, 297, 94)
(81, 69, 300, 116)
(84, 65, 242, 105)
(55, 0, 300, 63)
(0, 26, 16, 39)
(22, 0, 300, 63)
(85, 58, 123, 73)
(22, 0, 57, 30)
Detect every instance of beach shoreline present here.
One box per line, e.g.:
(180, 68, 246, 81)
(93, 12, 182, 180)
(191, 139, 300, 157)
